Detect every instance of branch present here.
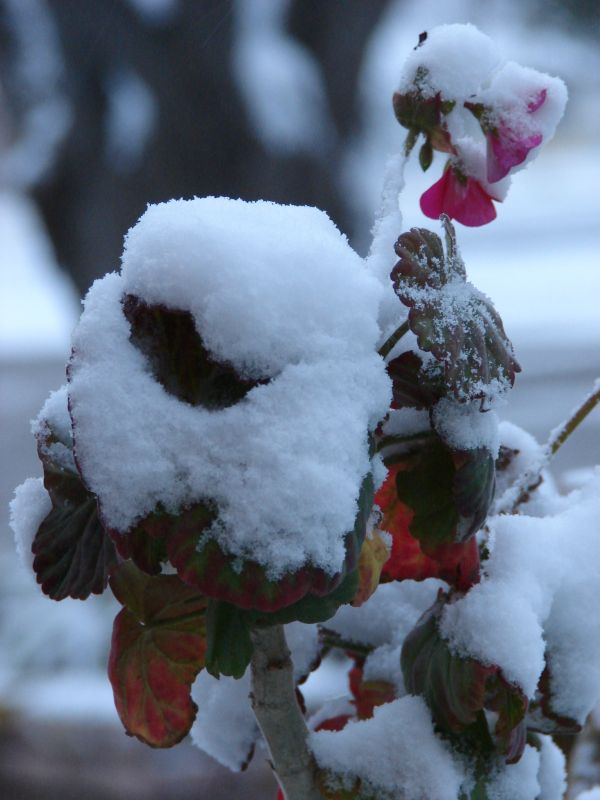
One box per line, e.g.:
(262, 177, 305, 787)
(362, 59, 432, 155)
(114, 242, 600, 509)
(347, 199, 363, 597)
(378, 319, 410, 360)
(250, 624, 322, 800)
(494, 379, 600, 515)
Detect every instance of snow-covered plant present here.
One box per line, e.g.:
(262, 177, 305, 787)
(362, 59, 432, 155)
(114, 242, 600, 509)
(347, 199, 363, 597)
(10, 22, 600, 800)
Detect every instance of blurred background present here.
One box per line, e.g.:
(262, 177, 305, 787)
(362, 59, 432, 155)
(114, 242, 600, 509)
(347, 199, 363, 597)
(0, 1, 598, 797)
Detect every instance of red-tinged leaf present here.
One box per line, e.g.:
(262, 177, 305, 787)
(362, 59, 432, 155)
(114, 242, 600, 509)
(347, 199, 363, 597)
(402, 593, 527, 762)
(351, 529, 390, 607)
(391, 217, 520, 403)
(315, 714, 353, 732)
(110, 518, 167, 576)
(108, 562, 207, 747)
(387, 350, 445, 410)
(166, 475, 373, 614)
(122, 294, 267, 409)
(376, 464, 480, 591)
(32, 413, 116, 600)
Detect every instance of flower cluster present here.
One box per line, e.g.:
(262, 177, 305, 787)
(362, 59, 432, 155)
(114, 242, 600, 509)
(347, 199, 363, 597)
(393, 26, 567, 226)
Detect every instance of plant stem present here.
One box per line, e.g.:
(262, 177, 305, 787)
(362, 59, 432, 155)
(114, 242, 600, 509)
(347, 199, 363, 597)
(378, 319, 410, 360)
(495, 379, 600, 515)
(249, 624, 322, 800)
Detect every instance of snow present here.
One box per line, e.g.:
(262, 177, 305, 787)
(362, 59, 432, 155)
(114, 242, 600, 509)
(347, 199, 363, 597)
(190, 622, 318, 771)
(487, 745, 540, 800)
(190, 670, 258, 772)
(325, 580, 446, 689)
(68, 198, 390, 578)
(432, 398, 500, 455)
(326, 579, 446, 650)
(537, 735, 567, 800)
(311, 695, 464, 800)
(398, 24, 501, 100)
(9, 477, 50, 570)
(441, 471, 600, 721)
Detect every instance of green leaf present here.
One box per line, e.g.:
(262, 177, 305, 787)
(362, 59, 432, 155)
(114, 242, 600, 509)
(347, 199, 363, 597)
(452, 449, 496, 541)
(419, 140, 434, 171)
(387, 350, 445, 410)
(122, 294, 266, 409)
(32, 415, 116, 600)
(205, 600, 254, 679)
(108, 562, 207, 747)
(401, 593, 527, 763)
(391, 218, 521, 404)
(253, 569, 359, 626)
(394, 439, 459, 548)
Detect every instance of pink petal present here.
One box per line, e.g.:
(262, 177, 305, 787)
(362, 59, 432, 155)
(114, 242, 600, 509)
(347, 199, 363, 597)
(528, 88, 547, 113)
(420, 167, 497, 227)
(487, 128, 543, 183)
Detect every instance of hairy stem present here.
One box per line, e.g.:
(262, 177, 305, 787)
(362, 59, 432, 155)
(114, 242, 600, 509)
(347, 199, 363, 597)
(495, 379, 600, 514)
(378, 319, 410, 360)
(250, 625, 322, 800)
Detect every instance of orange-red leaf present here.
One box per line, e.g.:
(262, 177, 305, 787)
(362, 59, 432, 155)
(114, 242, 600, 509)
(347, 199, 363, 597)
(376, 464, 480, 591)
(108, 563, 207, 747)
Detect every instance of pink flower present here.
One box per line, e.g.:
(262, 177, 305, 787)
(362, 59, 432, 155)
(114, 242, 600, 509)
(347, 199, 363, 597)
(420, 165, 497, 227)
(486, 89, 547, 182)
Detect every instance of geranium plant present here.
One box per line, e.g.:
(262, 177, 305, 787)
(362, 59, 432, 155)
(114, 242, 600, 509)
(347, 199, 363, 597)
(10, 23, 600, 800)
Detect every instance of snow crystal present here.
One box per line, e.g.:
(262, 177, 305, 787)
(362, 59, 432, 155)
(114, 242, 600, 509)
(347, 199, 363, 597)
(9, 478, 51, 570)
(487, 745, 540, 800)
(190, 669, 257, 772)
(397, 24, 501, 101)
(432, 397, 499, 456)
(441, 471, 600, 720)
(311, 695, 464, 800)
(537, 735, 566, 800)
(68, 198, 391, 578)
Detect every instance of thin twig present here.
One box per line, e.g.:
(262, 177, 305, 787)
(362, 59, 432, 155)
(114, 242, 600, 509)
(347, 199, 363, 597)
(495, 379, 600, 515)
(378, 319, 410, 360)
(249, 625, 322, 800)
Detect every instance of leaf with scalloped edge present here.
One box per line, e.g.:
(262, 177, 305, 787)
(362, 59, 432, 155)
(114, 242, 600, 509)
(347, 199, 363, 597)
(376, 464, 480, 591)
(387, 350, 445, 410)
(391, 218, 520, 403)
(122, 294, 267, 409)
(108, 561, 207, 747)
(164, 474, 372, 614)
(32, 414, 116, 600)
(401, 592, 527, 763)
